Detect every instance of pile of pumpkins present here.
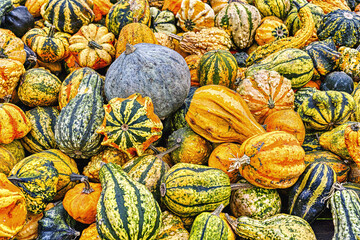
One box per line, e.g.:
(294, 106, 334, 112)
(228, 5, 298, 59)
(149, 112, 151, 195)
(2, 0, 360, 238)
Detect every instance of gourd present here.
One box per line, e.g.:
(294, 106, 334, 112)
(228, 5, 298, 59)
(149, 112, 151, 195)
(23, 44, 37, 70)
(161, 163, 231, 217)
(255, 17, 289, 46)
(150, 7, 176, 34)
(0, 59, 25, 100)
(79, 223, 100, 240)
(25, 0, 48, 17)
(185, 85, 265, 144)
(105, 43, 191, 119)
(321, 71, 354, 94)
(14, 212, 43, 240)
(302, 131, 325, 152)
(158, 211, 190, 239)
(0, 6, 34, 37)
(344, 122, 360, 169)
(154, 32, 175, 49)
(92, 0, 113, 22)
(337, 46, 360, 81)
(162, 0, 181, 15)
(288, 162, 336, 223)
(0, 29, 26, 64)
(185, 55, 201, 87)
(0, 139, 25, 162)
(96, 163, 162, 240)
(246, 2, 315, 66)
(294, 87, 318, 111)
(311, 0, 350, 13)
(0, 146, 17, 175)
(254, 0, 290, 20)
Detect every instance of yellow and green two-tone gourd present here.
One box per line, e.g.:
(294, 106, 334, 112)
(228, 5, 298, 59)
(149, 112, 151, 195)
(254, 0, 291, 20)
(96, 162, 162, 240)
(158, 211, 190, 239)
(150, 7, 176, 34)
(161, 163, 231, 217)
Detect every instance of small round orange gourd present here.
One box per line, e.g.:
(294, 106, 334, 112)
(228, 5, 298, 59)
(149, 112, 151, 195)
(79, 223, 101, 240)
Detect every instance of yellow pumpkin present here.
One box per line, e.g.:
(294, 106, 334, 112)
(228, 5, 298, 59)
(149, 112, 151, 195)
(0, 146, 18, 176)
(14, 212, 43, 240)
(255, 16, 289, 46)
(0, 29, 26, 64)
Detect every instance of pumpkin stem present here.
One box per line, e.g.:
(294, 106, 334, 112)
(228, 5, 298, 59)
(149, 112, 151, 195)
(125, 43, 136, 55)
(133, 17, 138, 23)
(351, 123, 360, 132)
(149, 144, 161, 154)
(211, 204, 224, 217)
(157, 143, 181, 159)
(160, 183, 166, 197)
(168, 33, 183, 42)
(224, 213, 238, 231)
(7, 176, 25, 183)
(322, 182, 344, 207)
(228, 154, 251, 172)
(69, 173, 94, 194)
(230, 182, 254, 191)
(88, 40, 103, 50)
(268, 98, 275, 109)
(2, 95, 11, 103)
(48, 25, 56, 38)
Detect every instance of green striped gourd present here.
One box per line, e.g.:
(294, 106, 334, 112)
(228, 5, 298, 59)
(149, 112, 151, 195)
(298, 91, 355, 131)
(197, 49, 238, 89)
(245, 48, 314, 88)
(330, 186, 360, 239)
(288, 162, 336, 223)
(96, 162, 162, 240)
(343, 182, 360, 199)
(55, 73, 104, 159)
(294, 87, 318, 111)
(158, 211, 190, 239)
(302, 131, 325, 152)
(225, 213, 316, 239)
(8, 158, 59, 214)
(214, 2, 261, 49)
(40, 0, 95, 34)
(21, 107, 59, 154)
(189, 204, 234, 240)
(254, 0, 291, 20)
(161, 163, 231, 217)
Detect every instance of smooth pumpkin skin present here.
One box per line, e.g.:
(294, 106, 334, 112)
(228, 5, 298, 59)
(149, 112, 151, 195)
(263, 109, 305, 145)
(14, 212, 43, 240)
(25, 0, 49, 17)
(92, 0, 113, 22)
(150, 7, 177, 34)
(162, 0, 182, 14)
(79, 223, 101, 240)
(345, 122, 360, 169)
(321, 71, 354, 94)
(0, 173, 27, 239)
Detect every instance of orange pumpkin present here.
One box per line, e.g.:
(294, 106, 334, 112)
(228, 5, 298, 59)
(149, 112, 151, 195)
(263, 109, 305, 145)
(0, 29, 26, 64)
(185, 54, 201, 87)
(301, 79, 321, 90)
(255, 17, 289, 46)
(236, 69, 295, 124)
(14, 212, 43, 240)
(233, 131, 306, 189)
(79, 223, 101, 240)
(162, 0, 182, 15)
(92, 0, 113, 22)
(25, 0, 49, 17)
(63, 175, 102, 224)
(208, 143, 242, 183)
(0, 59, 25, 100)
(345, 122, 360, 169)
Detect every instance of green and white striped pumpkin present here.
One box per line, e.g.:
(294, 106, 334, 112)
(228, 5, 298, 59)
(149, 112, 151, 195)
(254, 0, 291, 20)
(96, 162, 162, 240)
(150, 7, 176, 34)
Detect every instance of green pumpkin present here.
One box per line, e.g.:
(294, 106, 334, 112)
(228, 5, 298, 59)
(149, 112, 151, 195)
(197, 49, 238, 89)
(297, 91, 356, 131)
(294, 87, 318, 111)
(21, 107, 59, 154)
(55, 73, 104, 159)
(317, 10, 360, 48)
(106, 0, 151, 36)
(8, 158, 59, 214)
(96, 162, 162, 240)
(245, 48, 314, 88)
(161, 163, 231, 217)
(254, 0, 291, 20)
(150, 7, 176, 34)
(38, 202, 80, 240)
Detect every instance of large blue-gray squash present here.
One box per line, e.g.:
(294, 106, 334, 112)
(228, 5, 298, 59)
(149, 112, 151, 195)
(104, 43, 191, 119)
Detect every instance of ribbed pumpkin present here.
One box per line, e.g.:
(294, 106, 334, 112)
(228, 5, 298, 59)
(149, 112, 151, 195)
(0, 103, 31, 144)
(298, 90, 355, 131)
(197, 50, 238, 89)
(0, 146, 17, 175)
(96, 163, 162, 240)
(176, 0, 214, 32)
(22, 26, 71, 63)
(40, 0, 95, 34)
(237, 70, 294, 124)
(254, 0, 290, 20)
(311, 0, 350, 13)
(255, 17, 289, 46)
(302, 131, 325, 153)
(25, 0, 48, 17)
(231, 131, 306, 189)
(0, 29, 26, 64)
(18, 68, 61, 107)
(150, 7, 176, 34)
(69, 23, 116, 70)
(185, 85, 265, 144)
(317, 10, 360, 48)
(294, 87, 318, 111)
(215, 2, 261, 49)
(115, 22, 158, 57)
(185, 54, 201, 87)
(0, 59, 25, 100)
(105, 0, 151, 36)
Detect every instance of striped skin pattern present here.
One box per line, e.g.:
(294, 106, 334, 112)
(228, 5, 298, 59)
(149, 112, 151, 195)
(40, 0, 94, 34)
(106, 0, 151, 36)
(304, 39, 341, 76)
(122, 154, 170, 201)
(254, 0, 291, 20)
(288, 162, 336, 223)
(330, 189, 360, 240)
(228, 214, 316, 239)
(245, 48, 314, 89)
(150, 7, 177, 34)
(317, 10, 360, 48)
(294, 87, 318, 111)
(9, 159, 59, 214)
(198, 50, 238, 89)
(302, 132, 325, 152)
(21, 107, 59, 154)
(55, 73, 104, 159)
(215, 2, 261, 49)
(97, 93, 163, 158)
(97, 163, 162, 240)
(298, 90, 356, 131)
(161, 163, 231, 217)
(343, 182, 360, 199)
(304, 151, 350, 183)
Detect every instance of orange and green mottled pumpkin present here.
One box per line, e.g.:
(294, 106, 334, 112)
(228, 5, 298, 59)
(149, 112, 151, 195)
(0, 59, 25, 100)
(0, 29, 26, 64)
(92, 0, 113, 22)
(158, 211, 190, 239)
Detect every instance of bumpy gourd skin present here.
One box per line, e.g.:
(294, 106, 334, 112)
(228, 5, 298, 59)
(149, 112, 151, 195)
(158, 211, 190, 239)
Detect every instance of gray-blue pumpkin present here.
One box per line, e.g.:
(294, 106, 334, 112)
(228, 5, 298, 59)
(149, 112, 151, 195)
(104, 43, 191, 119)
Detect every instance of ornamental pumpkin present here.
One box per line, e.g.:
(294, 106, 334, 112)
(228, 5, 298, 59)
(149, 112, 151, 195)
(79, 223, 100, 240)
(0, 103, 31, 144)
(97, 93, 163, 158)
(40, 0, 95, 34)
(176, 0, 214, 32)
(231, 131, 306, 189)
(215, 2, 261, 49)
(92, 0, 113, 22)
(14, 212, 43, 240)
(150, 7, 176, 34)
(69, 24, 115, 70)
(0, 29, 26, 64)
(185, 54, 201, 86)
(311, 0, 351, 13)
(63, 175, 102, 224)
(158, 211, 190, 239)
(0, 59, 25, 100)
(0, 173, 27, 239)
(154, 32, 175, 49)
(237, 69, 294, 124)
(36, 59, 62, 75)
(254, 0, 291, 20)
(0, 146, 17, 176)
(337, 46, 360, 80)
(185, 85, 266, 144)
(0, 140, 25, 162)
(105, 0, 151, 36)
(22, 26, 71, 63)
(162, 0, 181, 15)
(115, 22, 157, 58)
(210, 0, 244, 14)
(0, 6, 34, 38)
(345, 122, 360, 169)
(25, 0, 48, 17)
(198, 49, 238, 89)
(18, 68, 61, 107)
(255, 17, 289, 46)
(321, 71, 354, 94)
